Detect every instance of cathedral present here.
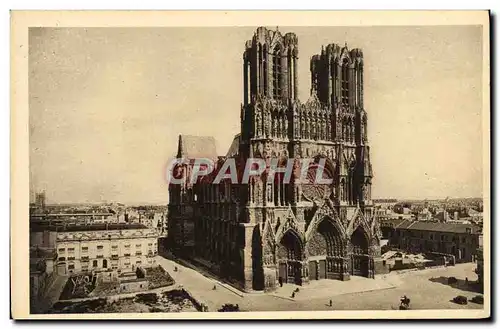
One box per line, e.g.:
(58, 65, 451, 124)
(168, 27, 385, 292)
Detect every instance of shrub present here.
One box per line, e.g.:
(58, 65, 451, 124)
(135, 293, 158, 305)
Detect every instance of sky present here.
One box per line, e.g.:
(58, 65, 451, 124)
(29, 26, 483, 204)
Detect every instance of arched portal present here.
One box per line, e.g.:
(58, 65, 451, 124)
(277, 230, 303, 285)
(319, 219, 345, 280)
(307, 218, 345, 280)
(318, 219, 343, 257)
(350, 226, 369, 277)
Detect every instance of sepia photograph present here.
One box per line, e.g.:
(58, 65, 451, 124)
(10, 10, 490, 320)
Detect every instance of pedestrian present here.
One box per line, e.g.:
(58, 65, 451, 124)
(213, 284, 217, 290)
(278, 277, 283, 287)
(291, 292, 295, 298)
(329, 299, 332, 307)
(465, 277, 469, 285)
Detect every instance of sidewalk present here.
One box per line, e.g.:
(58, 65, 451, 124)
(154, 256, 243, 311)
(272, 276, 399, 301)
(179, 257, 246, 297)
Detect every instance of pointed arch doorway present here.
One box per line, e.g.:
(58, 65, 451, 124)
(307, 217, 346, 281)
(277, 230, 303, 285)
(350, 226, 369, 277)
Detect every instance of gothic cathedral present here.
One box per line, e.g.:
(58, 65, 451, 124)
(168, 27, 384, 292)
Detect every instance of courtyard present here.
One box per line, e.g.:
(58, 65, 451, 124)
(155, 256, 484, 312)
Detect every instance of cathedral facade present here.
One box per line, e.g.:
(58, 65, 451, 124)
(168, 27, 385, 292)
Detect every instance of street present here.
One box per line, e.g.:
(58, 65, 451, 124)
(155, 255, 484, 312)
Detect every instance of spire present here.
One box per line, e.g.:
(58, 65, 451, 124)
(177, 134, 183, 157)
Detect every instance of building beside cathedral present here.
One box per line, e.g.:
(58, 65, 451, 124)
(168, 27, 385, 292)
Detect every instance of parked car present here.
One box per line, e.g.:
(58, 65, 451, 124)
(448, 277, 458, 284)
(471, 295, 484, 304)
(453, 295, 468, 305)
(218, 303, 240, 312)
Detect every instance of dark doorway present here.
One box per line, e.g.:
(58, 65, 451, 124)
(309, 261, 317, 280)
(279, 262, 287, 283)
(350, 226, 369, 277)
(319, 259, 326, 279)
(317, 218, 344, 279)
(279, 230, 303, 285)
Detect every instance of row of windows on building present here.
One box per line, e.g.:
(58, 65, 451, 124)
(66, 257, 155, 272)
(58, 250, 158, 262)
(58, 242, 157, 253)
(394, 230, 473, 243)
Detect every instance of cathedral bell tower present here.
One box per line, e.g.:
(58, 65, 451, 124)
(310, 43, 364, 110)
(240, 27, 299, 156)
(243, 26, 299, 105)
(307, 43, 371, 209)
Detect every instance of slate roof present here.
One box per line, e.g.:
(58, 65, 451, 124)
(225, 134, 241, 157)
(394, 219, 482, 234)
(177, 135, 218, 159)
(30, 223, 148, 232)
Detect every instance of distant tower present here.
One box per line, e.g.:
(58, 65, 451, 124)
(35, 191, 46, 209)
(29, 168, 35, 204)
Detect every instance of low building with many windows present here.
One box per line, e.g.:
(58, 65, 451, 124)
(386, 219, 482, 263)
(31, 223, 159, 275)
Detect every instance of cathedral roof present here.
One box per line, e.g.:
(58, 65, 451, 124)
(177, 134, 218, 159)
(225, 134, 241, 157)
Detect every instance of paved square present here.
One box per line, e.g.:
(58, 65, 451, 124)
(155, 256, 484, 312)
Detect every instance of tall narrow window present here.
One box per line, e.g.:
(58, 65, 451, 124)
(331, 62, 336, 105)
(245, 60, 250, 102)
(258, 45, 263, 94)
(263, 45, 268, 96)
(272, 46, 282, 99)
(341, 59, 349, 106)
(288, 49, 293, 98)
